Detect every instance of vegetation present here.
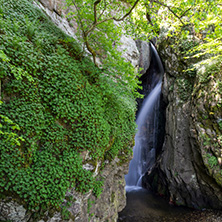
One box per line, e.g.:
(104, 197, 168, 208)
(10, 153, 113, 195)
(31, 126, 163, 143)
(0, 0, 222, 218)
(66, 0, 222, 63)
(0, 0, 136, 213)
(66, 0, 222, 100)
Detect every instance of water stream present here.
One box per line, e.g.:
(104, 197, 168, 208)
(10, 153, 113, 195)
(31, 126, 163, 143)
(125, 43, 163, 192)
(125, 81, 161, 191)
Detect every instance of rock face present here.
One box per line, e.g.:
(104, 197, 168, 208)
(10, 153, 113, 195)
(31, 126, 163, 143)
(38, 0, 61, 12)
(135, 40, 151, 75)
(33, 0, 78, 38)
(0, 158, 128, 222)
(144, 38, 222, 209)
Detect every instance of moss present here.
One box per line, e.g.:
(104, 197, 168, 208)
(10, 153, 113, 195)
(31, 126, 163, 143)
(214, 172, 222, 186)
(111, 192, 115, 203)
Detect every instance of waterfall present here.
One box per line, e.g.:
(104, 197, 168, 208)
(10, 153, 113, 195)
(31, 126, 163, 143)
(125, 43, 164, 192)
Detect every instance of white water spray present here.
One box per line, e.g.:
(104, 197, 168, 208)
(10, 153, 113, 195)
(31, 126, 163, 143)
(125, 43, 164, 192)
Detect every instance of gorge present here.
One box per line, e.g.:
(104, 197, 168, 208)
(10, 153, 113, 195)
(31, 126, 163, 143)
(0, 0, 222, 222)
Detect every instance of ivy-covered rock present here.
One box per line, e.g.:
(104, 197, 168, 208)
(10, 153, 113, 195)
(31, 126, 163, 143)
(0, 0, 136, 220)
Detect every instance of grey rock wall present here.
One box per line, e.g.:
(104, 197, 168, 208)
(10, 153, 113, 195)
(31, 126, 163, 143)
(135, 40, 151, 75)
(144, 38, 222, 209)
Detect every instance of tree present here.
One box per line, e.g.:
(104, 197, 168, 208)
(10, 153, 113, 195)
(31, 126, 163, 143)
(65, 0, 222, 67)
(65, 0, 144, 98)
(141, 0, 222, 62)
(65, 0, 140, 65)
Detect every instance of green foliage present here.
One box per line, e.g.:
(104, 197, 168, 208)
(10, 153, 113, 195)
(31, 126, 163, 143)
(61, 204, 71, 220)
(87, 199, 95, 214)
(0, 114, 25, 146)
(218, 120, 222, 131)
(197, 61, 221, 84)
(92, 179, 104, 198)
(207, 154, 218, 169)
(176, 78, 194, 102)
(127, 0, 222, 67)
(0, 0, 136, 213)
(64, 0, 142, 98)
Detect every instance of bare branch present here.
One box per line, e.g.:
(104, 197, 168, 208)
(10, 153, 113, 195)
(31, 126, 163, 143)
(86, 0, 140, 34)
(180, 7, 192, 18)
(144, 3, 154, 26)
(98, 0, 107, 21)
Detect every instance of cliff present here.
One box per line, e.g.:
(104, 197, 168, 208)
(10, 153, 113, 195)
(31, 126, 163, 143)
(145, 36, 222, 209)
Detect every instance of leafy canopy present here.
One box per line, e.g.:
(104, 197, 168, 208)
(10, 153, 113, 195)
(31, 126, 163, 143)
(65, 0, 222, 63)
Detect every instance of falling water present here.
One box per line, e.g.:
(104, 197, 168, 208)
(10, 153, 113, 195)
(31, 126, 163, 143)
(125, 43, 164, 191)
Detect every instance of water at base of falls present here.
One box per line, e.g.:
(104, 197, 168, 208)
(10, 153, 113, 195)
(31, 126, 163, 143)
(118, 189, 195, 222)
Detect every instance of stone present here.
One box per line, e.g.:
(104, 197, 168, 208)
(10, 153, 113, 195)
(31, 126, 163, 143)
(0, 200, 27, 222)
(38, 0, 62, 14)
(33, 0, 78, 39)
(0, 157, 129, 222)
(135, 40, 151, 75)
(117, 35, 140, 68)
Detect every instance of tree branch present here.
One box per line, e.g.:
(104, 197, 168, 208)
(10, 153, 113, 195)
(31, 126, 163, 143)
(93, 0, 102, 24)
(144, 3, 154, 26)
(71, 0, 86, 36)
(180, 7, 192, 18)
(113, 0, 140, 21)
(152, 0, 185, 25)
(71, 0, 141, 66)
(86, 0, 140, 34)
(84, 37, 98, 66)
(98, 0, 107, 21)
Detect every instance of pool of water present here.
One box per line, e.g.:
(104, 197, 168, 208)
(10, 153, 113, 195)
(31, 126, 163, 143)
(118, 188, 222, 222)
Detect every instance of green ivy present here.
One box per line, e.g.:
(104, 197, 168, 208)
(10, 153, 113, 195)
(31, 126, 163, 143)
(0, 0, 137, 213)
